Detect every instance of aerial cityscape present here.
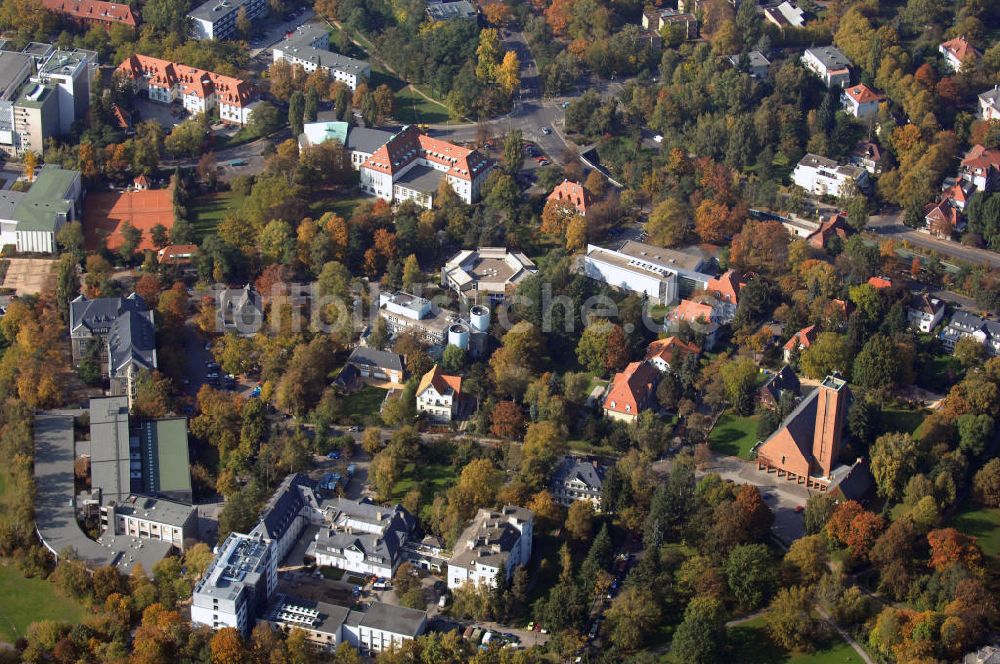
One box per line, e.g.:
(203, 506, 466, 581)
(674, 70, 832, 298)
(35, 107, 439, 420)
(0, 0, 996, 662)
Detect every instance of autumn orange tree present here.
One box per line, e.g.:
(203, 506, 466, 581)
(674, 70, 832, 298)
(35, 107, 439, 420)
(490, 400, 525, 439)
(729, 221, 789, 274)
(482, 1, 511, 25)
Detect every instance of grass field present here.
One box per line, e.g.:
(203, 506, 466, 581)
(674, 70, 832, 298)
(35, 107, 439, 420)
(307, 192, 369, 220)
(880, 408, 927, 437)
(189, 190, 246, 240)
(720, 617, 863, 664)
(950, 501, 1000, 562)
(0, 565, 84, 643)
(917, 355, 963, 391)
(709, 412, 760, 459)
(339, 386, 386, 423)
(368, 70, 452, 125)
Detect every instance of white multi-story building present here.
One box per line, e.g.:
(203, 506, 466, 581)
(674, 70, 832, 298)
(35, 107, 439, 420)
(582, 241, 715, 305)
(841, 83, 882, 120)
(792, 153, 869, 198)
(549, 457, 605, 509)
(188, 0, 267, 40)
(979, 86, 1000, 121)
(415, 365, 462, 422)
(940, 311, 1000, 356)
(100, 495, 197, 551)
(939, 37, 979, 73)
(907, 293, 945, 334)
(801, 46, 851, 88)
(306, 498, 417, 578)
(0, 45, 96, 157)
(192, 533, 276, 635)
(447, 506, 533, 589)
(116, 54, 258, 126)
(272, 25, 370, 90)
(250, 473, 322, 566)
(359, 125, 494, 207)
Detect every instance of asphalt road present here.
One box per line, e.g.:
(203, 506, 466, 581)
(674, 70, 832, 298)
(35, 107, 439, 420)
(868, 209, 1000, 268)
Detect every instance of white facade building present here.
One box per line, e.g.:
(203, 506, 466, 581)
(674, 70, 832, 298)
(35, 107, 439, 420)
(272, 25, 370, 90)
(307, 498, 417, 578)
(801, 46, 851, 88)
(192, 533, 276, 635)
(841, 83, 881, 119)
(907, 294, 945, 333)
(792, 153, 869, 198)
(582, 241, 714, 305)
(447, 506, 533, 590)
(188, 0, 267, 40)
(979, 86, 1000, 121)
(100, 495, 197, 551)
(441, 247, 537, 302)
(415, 365, 462, 422)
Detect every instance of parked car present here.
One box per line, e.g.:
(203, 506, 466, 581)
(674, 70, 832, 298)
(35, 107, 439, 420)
(327, 450, 341, 460)
(541, 127, 551, 135)
(373, 580, 391, 590)
(349, 425, 362, 432)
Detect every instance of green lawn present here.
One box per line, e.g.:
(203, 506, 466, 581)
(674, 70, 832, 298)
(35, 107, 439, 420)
(719, 617, 864, 664)
(0, 564, 84, 643)
(307, 191, 369, 220)
(880, 408, 928, 437)
(949, 501, 1000, 562)
(567, 439, 617, 457)
(189, 190, 246, 240)
(917, 355, 963, 391)
(709, 412, 761, 459)
(368, 70, 452, 125)
(392, 461, 458, 504)
(339, 386, 386, 423)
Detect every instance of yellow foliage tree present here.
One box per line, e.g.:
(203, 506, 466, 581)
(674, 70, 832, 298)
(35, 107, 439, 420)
(497, 50, 520, 96)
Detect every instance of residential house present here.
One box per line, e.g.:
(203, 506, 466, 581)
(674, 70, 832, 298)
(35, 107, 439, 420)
(849, 141, 882, 175)
(783, 324, 817, 363)
(801, 46, 851, 88)
(939, 36, 979, 73)
(924, 198, 963, 237)
(907, 294, 945, 333)
(447, 506, 533, 589)
(415, 365, 463, 422)
(764, 1, 805, 28)
(759, 365, 800, 410)
(157, 244, 198, 265)
(641, 7, 698, 39)
(217, 284, 263, 334)
(807, 211, 851, 249)
(42, 0, 136, 30)
(644, 336, 700, 372)
(188, 0, 267, 40)
(603, 361, 659, 422)
(547, 180, 591, 216)
(960, 144, 1000, 192)
(841, 83, 882, 120)
(346, 347, 405, 384)
(116, 54, 258, 126)
(757, 375, 871, 496)
(582, 241, 715, 306)
(706, 269, 741, 319)
(940, 311, 1000, 356)
(792, 153, 869, 198)
(307, 498, 417, 578)
(979, 86, 1000, 121)
(272, 25, 370, 90)
(441, 247, 537, 303)
(549, 457, 605, 509)
(359, 125, 494, 207)
(727, 51, 770, 78)
(666, 298, 729, 349)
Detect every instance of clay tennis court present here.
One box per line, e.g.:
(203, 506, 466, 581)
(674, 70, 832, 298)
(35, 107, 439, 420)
(2, 258, 55, 295)
(83, 188, 175, 253)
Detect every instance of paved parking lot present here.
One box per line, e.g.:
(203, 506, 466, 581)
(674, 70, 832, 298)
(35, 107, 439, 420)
(3, 258, 55, 295)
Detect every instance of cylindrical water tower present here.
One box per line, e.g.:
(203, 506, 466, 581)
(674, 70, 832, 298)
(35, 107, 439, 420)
(469, 305, 491, 333)
(448, 323, 470, 350)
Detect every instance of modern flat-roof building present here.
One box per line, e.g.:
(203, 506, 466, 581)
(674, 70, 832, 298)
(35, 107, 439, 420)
(192, 533, 277, 635)
(136, 418, 193, 502)
(0, 45, 96, 157)
(273, 25, 370, 90)
(447, 506, 533, 589)
(100, 494, 197, 550)
(441, 247, 537, 303)
(582, 241, 714, 305)
(359, 125, 494, 207)
(801, 46, 851, 88)
(425, 0, 477, 21)
(792, 153, 869, 198)
(0, 165, 83, 252)
(188, 0, 267, 40)
(116, 54, 258, 126)
(727, 50, 770, 78)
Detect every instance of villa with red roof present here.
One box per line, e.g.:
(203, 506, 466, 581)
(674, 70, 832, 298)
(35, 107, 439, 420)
(645, 336, 700, 372)
(666, 298, 724, 349)
(546, 180, 591, 216)
(960, 144, 1000, 192)
(359, 125, 494, 208)
(840, 83, 882, 119)
(939, 36, 979, 73)
(783, 324, 817, 363)
(42, 0, 137, 30)
(416, 365, 463, 422)
(867, 276, 892, 289)
(115, 55, 258, 126)
(706, 270, 741, 318)
(603, 361, 659, 423)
